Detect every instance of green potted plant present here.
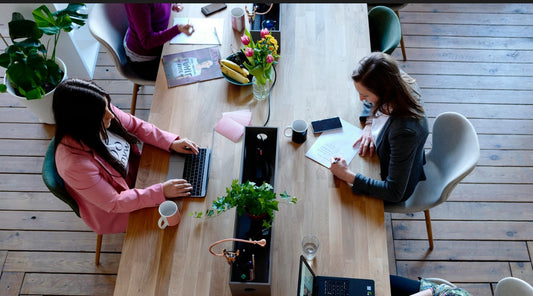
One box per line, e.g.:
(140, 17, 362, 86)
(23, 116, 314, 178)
(191, 179, 297, 229)
(0, 4, 87, 123)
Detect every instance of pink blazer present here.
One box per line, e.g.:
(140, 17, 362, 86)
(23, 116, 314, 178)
(55, 105, 178, 234)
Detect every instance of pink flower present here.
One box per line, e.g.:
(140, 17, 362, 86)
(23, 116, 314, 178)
(266, 54, 274, 64)
(241, 35, 250, 46)
(260, 28, 269, 39)
(245, 47, 254, 57)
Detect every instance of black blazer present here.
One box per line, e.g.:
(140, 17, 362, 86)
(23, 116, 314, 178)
(352, 115, 429, 203)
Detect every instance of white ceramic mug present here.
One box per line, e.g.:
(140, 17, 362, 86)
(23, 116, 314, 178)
(284, 119, 308, 144)
(158, 200, 181, 229)
(231, 7, 245, 32)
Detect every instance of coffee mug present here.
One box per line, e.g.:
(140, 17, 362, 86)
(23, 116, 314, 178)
(231, 7, 245, 32)
(284, 119, 308, 144)
(158, 200, 181, 229)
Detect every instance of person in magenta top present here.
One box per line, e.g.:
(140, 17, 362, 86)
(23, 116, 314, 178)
(124, 3, 194, 80)
(53, 79, 200, 234)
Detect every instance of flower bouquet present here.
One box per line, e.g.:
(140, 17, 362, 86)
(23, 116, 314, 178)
(240, 28, 280, 100)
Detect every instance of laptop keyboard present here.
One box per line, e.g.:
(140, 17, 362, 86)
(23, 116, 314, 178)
(182, 148, 211, 197)
(324, 279, 350, 296)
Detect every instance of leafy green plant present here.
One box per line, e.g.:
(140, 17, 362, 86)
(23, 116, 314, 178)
(191, 179, 297, 229)
(0, 4, 87, 100)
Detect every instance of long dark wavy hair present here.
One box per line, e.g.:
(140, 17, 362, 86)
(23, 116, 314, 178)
(352, 52, 425, 119)
(52, 79, 139, 177)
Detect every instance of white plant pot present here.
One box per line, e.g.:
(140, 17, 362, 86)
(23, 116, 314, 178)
(4, 57, 67, 124)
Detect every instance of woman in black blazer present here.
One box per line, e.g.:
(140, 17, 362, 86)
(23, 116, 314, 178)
(330, 52, 429, 203)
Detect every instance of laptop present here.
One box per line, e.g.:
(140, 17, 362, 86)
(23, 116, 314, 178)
(166, 147, 211, 197)
(297, 255, 375, 296)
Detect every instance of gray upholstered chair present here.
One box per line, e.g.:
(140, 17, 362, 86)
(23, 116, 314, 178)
(88, 3, 155, 116)
(495, 277, 533, 296)
(385, 112, 480, 250)
(42, 138, 103, 265)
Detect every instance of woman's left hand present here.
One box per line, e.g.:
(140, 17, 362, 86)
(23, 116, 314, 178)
(171, 138, 199, 155)
(171, 3, 184, 13)
(354, 125, 375, 157)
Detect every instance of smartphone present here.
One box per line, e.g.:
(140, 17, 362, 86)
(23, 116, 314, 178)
(311, 117, 342, 133)
(201, 3, 227, 16)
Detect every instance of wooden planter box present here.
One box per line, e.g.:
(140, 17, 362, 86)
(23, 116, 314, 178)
(229, 127, 278, 296)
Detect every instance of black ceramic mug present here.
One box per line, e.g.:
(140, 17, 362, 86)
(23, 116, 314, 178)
(284, 119, 308, 144)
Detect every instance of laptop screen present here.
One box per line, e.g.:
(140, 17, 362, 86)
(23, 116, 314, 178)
(298, 255, 316, 296)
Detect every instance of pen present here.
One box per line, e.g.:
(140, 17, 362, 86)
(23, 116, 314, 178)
(249, 260, 254, 281)
(213, 27, 221, 45)
(252, 254, 255, 275)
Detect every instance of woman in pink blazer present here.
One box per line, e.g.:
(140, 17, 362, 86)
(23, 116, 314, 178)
(53, 79, 199, 234)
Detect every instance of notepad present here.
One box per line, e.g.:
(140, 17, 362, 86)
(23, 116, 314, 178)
(214, 110, 252, 142)
(171, 17, 224, 45)
(305, 118, 362, 168)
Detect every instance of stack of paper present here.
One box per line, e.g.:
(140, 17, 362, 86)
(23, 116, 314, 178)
(214, 110, 252, 142)
(305, 118, 362, 168)
(171, 17, 224, 45)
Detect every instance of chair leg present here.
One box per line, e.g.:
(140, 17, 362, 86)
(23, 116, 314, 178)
(131, 84, 140, 116)
(424, 209, 434, 250)
(95, 234, 103, 265)
(395, 10, 407, 61)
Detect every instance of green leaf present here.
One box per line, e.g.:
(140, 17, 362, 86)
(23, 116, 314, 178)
(0, 84, 6, 93)
(0, 53, 10, 68)
(32, 5, 58, 35)
(8, 18, 42, 41)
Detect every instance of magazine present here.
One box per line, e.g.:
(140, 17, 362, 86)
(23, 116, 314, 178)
(162, 46, 223, 88)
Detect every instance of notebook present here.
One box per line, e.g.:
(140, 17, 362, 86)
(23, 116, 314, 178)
(297, 255, 375, 296)
(166, 148, 211, 197)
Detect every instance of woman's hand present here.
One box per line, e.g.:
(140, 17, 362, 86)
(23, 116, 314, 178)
(354, 124, 375, 157)
(330, 157, 356, 184)
(172, 3, 184, 13)
(177, 24, 195, 36)
(163, 179, 193, 198)
(171, 138, 199, 155)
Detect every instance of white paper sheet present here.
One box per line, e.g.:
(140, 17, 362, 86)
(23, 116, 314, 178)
(305, 118, 362, 168)
(171, 17, 224, 45)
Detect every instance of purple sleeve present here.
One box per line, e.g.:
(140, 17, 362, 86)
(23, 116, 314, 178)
(125, 3, 181, 51)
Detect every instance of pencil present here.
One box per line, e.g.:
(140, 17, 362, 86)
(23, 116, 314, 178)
(213, 27, 221, 45)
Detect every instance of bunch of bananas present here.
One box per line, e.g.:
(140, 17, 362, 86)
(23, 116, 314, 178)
(219, 59, 250, 84)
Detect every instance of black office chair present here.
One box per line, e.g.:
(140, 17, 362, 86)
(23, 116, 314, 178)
(88, 3, 156, 116)
(42, 138, 103, 265)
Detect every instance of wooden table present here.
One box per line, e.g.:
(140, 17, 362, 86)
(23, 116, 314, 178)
(114, 4, 390, 296)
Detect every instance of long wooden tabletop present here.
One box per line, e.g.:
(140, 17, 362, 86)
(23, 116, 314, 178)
(114, 4, 390, 296)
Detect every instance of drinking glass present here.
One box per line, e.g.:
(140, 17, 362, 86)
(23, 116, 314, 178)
(301, 234, 320, 260)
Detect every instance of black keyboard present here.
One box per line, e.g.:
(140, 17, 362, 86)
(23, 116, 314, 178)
(324, 279, 350, 296)
(182, 148, 211, 197)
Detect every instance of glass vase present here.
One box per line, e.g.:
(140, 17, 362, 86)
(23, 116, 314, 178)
(252, 76, 271, 101)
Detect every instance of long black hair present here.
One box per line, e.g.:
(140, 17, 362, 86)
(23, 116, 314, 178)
(53, 79, 139, 177)
(352, 52, 425, 119)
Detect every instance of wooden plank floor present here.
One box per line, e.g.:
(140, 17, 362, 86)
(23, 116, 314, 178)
(0, 3, 532, 295)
